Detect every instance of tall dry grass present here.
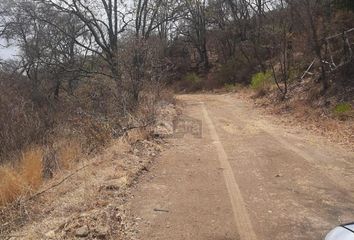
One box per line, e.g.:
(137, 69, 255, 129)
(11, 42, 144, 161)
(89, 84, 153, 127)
(0, 147, 43, 207)
(0, 167, 23, 207)
(55, 139, 83, 170)
(19, 147, 44, 190)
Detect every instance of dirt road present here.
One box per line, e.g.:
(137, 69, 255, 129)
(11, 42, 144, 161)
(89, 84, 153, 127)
(128, 94, 354, 240)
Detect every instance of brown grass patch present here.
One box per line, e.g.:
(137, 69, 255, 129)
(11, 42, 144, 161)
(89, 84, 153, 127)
(0, 167, 24, 207)
(20, 147, 43, 190)
(56, 139, 83, 170)
(0, 147, 43, 207)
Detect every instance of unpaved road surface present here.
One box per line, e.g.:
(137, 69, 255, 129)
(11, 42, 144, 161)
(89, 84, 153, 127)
(128, 94, 354, 240)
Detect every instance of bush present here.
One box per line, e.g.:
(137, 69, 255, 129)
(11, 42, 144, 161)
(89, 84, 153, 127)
(250, 71, 273, 90)
(334, 102, 352, 113)
(333, 102, 353, 120)
(184, 72, 201, 85)
(0, 79, 46, 162)
(178, 72, 203, 91)
(218, 59, 239, 84)
(216, 57, 254, 86)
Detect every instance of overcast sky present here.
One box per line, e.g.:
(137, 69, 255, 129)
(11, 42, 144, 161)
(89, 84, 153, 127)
(0, 38, 19, 60)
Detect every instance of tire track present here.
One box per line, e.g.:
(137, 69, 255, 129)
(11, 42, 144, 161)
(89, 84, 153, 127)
(201, 102, 258, 240)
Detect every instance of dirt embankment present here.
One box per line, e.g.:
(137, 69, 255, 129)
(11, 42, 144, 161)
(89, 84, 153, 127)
(0, 101, 177, 240)
(233, 85, 354, 152)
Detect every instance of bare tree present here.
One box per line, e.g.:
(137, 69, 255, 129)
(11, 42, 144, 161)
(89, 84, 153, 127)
(287, 0, 330, 91)
(127, 0, 181, 103)
(208, 0, 253, 63)
(0, 0, 88, 100)
(268, 0, 293, 99)
(37, 0, 131, 111)
(180, 0, 210, 72)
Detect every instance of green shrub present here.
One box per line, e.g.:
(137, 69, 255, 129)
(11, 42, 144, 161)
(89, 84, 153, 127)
(250, 71, 273, 90)
(184, 72, 201, 85)
(181, 72, 203, 91)
(334, 102, 352, 113)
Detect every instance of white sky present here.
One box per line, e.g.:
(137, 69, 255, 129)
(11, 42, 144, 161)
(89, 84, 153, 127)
(0, 38, 19, 60)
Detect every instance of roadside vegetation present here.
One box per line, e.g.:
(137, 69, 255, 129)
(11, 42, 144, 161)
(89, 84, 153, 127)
(0, 0, 178, 208)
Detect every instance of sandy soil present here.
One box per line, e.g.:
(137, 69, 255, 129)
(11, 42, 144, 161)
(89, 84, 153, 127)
(127, 94, 354, 240)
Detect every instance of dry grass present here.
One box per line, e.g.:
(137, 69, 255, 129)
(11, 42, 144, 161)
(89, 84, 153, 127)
(126, 129, 150, 144)
(55, 139, 83, 170)
(20, 147, 44, 190)
(0, 167, 24, 207)
(248, 86, 354, 151)
(0, 147, 43, 207)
